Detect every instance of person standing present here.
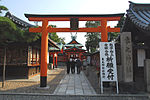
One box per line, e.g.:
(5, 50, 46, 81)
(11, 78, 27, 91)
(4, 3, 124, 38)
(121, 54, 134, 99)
(76, 58, 82, 74)
(66, 59, 70, 74)
(71, 59, 75, 74)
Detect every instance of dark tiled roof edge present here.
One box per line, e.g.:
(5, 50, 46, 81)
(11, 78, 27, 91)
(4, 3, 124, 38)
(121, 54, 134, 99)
(125, 1, 150, 31)
(24, 13, 124, 18)
(5, 12, 34, 27)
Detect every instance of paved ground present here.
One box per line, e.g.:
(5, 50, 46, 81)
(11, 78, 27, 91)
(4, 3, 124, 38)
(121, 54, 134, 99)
(0, 67, 65, 93)
(53, 68, 97, 95)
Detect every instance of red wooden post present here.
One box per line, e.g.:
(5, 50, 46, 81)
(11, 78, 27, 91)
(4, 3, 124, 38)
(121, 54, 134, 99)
(40, 19, 48, 87)
(55, 53, 57, 68)
(101, 19, 108, 42)
(79, 53, 81, 60)
(53, 53, 55, 69)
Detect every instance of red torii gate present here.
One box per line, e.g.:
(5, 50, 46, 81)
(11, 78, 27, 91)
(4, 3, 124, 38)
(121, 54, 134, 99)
(25, 14, 124, 87)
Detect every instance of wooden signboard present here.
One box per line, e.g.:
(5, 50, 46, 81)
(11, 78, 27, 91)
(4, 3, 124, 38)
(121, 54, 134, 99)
(70, 18, 79, 30)
(99, 42, 119, 94)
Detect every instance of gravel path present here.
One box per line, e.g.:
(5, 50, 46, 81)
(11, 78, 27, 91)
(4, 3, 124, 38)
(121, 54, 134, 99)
(0, 67, 66, 94)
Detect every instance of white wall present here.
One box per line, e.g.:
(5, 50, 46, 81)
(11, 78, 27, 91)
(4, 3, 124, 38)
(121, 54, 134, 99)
(137, 49, 145, 67)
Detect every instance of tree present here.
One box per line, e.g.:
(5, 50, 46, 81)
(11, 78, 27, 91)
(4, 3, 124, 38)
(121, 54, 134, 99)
(0, 17, 41, 43)
(0, 17, 17, 43)
(85, 21, 100, 53)
(0, 17, 13, 88)
(0, 0, 8, 13)
(108, 17, 125, 41)
(85, 17, 125, 52)
(48, 25, 65, 44)
(0, 1, 8, 88)
(0, 5, 8, 13)
(23, 29, 41, 43)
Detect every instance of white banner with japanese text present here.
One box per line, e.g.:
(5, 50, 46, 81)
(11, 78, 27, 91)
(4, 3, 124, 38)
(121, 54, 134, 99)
(99, 42, 118, 82)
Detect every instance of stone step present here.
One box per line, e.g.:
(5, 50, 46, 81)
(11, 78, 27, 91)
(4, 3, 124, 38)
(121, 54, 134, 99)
(0, 93, 149, 100)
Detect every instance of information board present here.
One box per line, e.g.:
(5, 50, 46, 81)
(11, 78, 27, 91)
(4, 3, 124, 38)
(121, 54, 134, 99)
(99, 42, 119, 93)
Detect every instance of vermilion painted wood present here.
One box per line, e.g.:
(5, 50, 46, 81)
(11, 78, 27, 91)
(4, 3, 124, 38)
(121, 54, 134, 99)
(29, 27, 120, 33)
(28, 17, 121, 21)
(101, 20, 108, 42)
(40, 20, 48, 77)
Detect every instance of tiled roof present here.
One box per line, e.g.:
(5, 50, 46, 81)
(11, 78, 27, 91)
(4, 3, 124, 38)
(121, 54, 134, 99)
(126, 1, 150, 30)
(65, 44, 83, 47)
(49, 42, 63, 51)
(48, 39, 60, 49)
(65, 39, 83, 47)
(65, 45, 85, 52)
(5, 12, 34, 28)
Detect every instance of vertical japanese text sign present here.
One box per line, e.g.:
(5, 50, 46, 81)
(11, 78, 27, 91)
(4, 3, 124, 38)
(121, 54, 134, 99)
(99, 42, 119, 93)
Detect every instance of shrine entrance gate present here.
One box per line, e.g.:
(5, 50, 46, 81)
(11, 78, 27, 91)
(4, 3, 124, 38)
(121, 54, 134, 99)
(25, 14, 124, 87)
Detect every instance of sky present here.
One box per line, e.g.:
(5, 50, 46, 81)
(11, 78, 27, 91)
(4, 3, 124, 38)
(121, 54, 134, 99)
(1, 0, 150, 49)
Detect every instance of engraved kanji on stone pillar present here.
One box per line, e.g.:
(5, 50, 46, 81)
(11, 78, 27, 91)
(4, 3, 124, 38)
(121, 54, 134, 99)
(120, 32, 133, 82)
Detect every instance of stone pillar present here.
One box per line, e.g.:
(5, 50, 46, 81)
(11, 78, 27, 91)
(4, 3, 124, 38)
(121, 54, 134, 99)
(120, 32, 133, 82)
(144, 59, 150, 92)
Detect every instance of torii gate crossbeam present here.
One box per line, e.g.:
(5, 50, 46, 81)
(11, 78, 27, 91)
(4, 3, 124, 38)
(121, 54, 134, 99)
(25, 14, 124, 87)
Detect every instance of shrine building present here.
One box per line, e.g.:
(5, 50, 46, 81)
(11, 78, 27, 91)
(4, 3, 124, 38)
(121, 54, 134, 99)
(119, 1, 150, 92)
(64, 34, 86, 60)
(50, 34, 86, 68)
(0, 12, 59, 79)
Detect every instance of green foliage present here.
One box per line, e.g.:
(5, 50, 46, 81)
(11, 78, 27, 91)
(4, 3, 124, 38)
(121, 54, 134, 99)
(0, 5, 8, 13)
(0, 16, 16, 30)
(49, 33, 59, 42)
(85, 21, 100, 53)
(23, 29, 41, 43)
(0, 16, 65, 45)
(108, 32, 120, 42)
(0, 17, 41, 44)
(48, 25, 65, 44)
(85, 32, 100, 53)
(49, 32, 65, 44)
(0, 6, 8, 11)
(0, 17, 17, 42)
(116, 17, 125, 28)
(108, 17, 125, 41)
(85, 17, 125, 52)
(85, 21, 100, 28)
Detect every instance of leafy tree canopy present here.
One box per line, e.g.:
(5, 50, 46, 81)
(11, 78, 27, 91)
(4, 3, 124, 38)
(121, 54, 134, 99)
(85, 17, 125, 53)
(0, 0, 8, 13)
(0, 5, 8, 13)
(0, 17, 65, 45)
(85, 21, 100, 53)
(0, 16, 41, 44)
(0, 17, 17, 42)
(48, 25, 65, 44)
(108, 17, 125, 41)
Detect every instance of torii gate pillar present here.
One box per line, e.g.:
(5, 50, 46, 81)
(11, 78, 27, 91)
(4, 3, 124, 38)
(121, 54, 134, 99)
(101, 20, 108, 42)
(40, 20, 48, 87)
